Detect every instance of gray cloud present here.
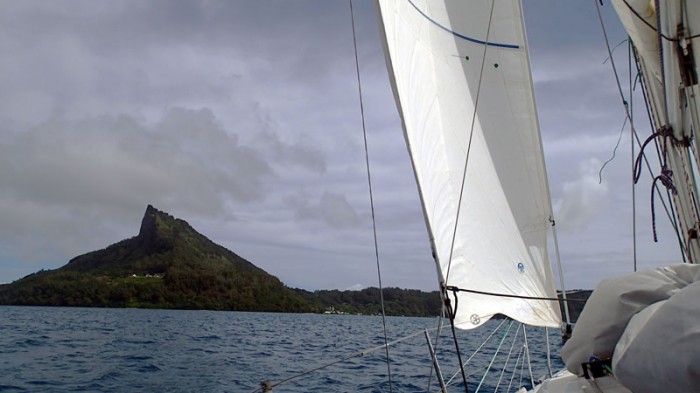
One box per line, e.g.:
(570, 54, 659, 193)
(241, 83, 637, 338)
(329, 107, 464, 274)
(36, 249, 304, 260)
(0, 108, 271, 213)
(294, 191, 362, 229)
(253, 131, 326, 174)
(554, 158, 610, 230)
(0, 0, 683, 292)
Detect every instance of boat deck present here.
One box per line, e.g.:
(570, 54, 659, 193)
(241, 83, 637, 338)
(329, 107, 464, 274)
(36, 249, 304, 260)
(532, 370, 633, 393)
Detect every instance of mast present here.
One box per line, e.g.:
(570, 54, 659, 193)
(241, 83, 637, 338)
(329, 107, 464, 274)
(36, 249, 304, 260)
(611, 0, 700, 262)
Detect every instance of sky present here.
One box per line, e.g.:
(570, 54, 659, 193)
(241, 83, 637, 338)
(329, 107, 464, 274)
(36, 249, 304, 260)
(0, 0, 683, 291)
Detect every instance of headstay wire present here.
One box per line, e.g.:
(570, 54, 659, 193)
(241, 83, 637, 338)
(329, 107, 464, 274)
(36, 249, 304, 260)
(441, 1, 499, 390)
(348, 1, 393, 392)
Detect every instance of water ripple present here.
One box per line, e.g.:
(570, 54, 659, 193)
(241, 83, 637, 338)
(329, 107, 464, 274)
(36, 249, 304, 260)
(0, 307, 564, 392)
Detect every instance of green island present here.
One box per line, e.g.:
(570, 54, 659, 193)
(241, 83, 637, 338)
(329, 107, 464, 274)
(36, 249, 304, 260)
(0, 205, 589, 318)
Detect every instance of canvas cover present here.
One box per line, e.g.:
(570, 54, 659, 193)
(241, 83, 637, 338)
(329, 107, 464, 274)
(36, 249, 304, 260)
(612, 280, 700, 392)
(561, 264, 700, 375)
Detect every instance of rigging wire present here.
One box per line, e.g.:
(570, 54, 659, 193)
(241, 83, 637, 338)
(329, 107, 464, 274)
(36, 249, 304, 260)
(597, 36, 629, 183)
(493, 323, 523, 392)
(443, 0, 497, 287)
(598, 114, 629, 184)
(447, 287, 471, 391)
(425, 313, 447, 392)
(630, 39, 638, 271)
(445, 285, 587, 303)
(593, 0, 637, 147)
(248, 327, 436, 393)
(348, 1, 393, 391)
(445, 318, 510, 387)
(632, 46, 687, 259)
(523, 327, 535, 388)
(602, 38, 630, 64)
(506, 345, 526, 393)
(440, 1, 500, 391)
(593, 0, 684, 251)
(474, 320, 513, 393)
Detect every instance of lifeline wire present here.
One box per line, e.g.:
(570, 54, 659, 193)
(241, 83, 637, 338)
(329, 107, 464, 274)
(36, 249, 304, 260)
(348, 1, 393, 391)
(445, 285, 587, 303)
(248, 328, 436, 393)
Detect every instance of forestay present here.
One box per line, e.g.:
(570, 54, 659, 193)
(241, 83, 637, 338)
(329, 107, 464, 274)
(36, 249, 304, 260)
(376, 0, 561, 329)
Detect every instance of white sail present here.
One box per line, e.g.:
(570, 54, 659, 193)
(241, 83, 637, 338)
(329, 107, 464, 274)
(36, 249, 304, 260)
(376, 0, 561, 329)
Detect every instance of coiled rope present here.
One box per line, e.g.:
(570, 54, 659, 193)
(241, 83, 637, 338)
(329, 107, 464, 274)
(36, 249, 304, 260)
(630, 43, 686, 256)
(632, 126, 682, 241)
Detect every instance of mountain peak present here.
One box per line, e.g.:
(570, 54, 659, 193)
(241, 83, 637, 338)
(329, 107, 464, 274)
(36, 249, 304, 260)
(139, 204, 168, 238)
(138, 204, 183, 241)
(139, 204, 158, 238)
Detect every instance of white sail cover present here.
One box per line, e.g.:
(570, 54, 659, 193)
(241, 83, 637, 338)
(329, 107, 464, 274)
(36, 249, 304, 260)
(376, 0, 561, 329)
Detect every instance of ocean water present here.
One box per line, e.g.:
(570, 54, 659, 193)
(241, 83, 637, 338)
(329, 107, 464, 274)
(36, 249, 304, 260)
(0, 306, 564, 392)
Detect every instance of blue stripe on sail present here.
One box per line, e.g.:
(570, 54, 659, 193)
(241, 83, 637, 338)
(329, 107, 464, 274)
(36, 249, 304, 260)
(407, 0, 520, 50)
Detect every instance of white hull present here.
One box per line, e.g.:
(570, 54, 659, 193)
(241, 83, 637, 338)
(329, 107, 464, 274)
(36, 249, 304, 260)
(531, 370, 632, 393)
